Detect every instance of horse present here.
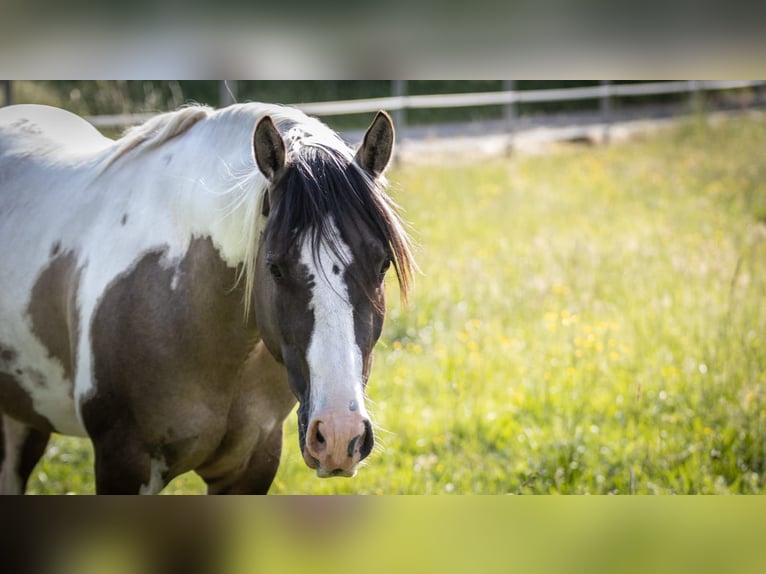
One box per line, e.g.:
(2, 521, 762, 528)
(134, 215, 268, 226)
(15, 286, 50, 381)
(0, 102, 414, 494)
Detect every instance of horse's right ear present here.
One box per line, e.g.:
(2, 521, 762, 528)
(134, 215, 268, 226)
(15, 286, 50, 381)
(254, 116, 285, 183)
(356, 110, 395, 178)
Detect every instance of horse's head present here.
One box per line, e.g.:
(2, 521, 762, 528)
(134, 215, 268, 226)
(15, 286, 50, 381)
(252, 112, 413, 478)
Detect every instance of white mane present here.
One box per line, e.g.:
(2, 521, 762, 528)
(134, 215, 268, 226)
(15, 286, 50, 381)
(102, 106, 213, 170)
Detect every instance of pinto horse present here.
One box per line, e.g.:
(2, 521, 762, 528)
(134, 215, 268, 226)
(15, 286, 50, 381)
(0, 103, 413, 494)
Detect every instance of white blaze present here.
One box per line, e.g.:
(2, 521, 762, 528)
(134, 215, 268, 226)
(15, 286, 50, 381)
(300, 219, 367, 418)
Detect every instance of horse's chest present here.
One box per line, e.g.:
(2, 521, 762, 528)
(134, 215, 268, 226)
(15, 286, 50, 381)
(81, 237, 257, 446)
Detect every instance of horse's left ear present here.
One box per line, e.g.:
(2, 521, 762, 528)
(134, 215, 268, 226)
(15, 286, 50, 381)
(356, 111, 395, 178)
(254, 116, 285, 182)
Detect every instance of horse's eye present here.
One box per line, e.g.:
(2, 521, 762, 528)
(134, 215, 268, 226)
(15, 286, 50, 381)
(269, 263, 284, 279)
(379, 258, 392, 276)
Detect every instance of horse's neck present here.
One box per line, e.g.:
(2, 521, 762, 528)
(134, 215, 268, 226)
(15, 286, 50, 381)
(101, 129, 266, 270)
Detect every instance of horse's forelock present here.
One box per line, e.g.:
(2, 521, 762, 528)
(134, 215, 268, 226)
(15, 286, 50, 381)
(264, 144, 414, 303)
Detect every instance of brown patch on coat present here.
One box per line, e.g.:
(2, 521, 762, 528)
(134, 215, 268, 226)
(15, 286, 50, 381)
(0, 373, 54, 433)
(0, 345, 17, 364)
(83, 237, 260, 485)
(0, 343, 54, 431)
(341, 231, 387, 386)
(27, 251, 81, 387)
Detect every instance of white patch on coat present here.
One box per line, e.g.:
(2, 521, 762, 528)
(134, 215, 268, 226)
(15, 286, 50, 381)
(139, 457, 168, 495)
(300, 219, 367, 419)
(10, 337, 83, 436)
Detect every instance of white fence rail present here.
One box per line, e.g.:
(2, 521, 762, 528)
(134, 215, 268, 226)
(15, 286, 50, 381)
(4, 80, 764, 131)
(295, 80, 764, 116)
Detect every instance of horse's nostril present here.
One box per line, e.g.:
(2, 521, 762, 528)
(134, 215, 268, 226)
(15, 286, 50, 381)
(347, 434, 362, 458)
(306, 420, 328, 458)
(360, 419, 374, 460)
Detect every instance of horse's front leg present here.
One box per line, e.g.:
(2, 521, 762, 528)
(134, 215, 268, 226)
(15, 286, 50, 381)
(202, 423, 284, 494)
(0, 415, 50, 494)
(91, 430, 163, 494)
(198, 341, 294, 494)
(83, 382, 227, 494)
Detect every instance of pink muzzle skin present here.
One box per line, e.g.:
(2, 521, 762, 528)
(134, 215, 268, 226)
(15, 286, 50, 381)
(302, 410, 372, 478)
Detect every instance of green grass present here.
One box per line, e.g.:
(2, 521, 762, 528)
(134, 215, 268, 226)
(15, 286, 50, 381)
(28, 115, 766, 494)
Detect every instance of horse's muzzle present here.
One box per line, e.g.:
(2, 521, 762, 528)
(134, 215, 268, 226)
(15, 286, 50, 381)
(302, 413, 374, 478)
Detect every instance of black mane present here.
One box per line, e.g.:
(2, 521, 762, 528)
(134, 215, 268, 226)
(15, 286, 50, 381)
(264, 144, 414, 301)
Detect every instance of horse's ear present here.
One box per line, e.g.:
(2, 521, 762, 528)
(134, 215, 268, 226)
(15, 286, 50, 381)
(254, 116, 285, 182)
(356, 111, 395, 178)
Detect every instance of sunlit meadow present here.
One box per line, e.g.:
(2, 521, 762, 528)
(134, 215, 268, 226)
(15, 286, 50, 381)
(29, 115, 766, 494)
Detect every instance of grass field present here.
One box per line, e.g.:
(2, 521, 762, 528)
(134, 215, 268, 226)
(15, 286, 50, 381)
(28, 114, 766, 494)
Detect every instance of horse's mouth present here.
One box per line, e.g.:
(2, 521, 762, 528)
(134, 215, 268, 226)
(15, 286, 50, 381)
(303, 450, 358, 478)
(316, 467, 357, 479)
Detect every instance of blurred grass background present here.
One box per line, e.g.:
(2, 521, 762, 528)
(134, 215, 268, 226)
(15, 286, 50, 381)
(25, 110, 766, 494)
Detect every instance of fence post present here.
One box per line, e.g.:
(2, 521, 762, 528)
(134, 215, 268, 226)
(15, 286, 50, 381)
(219, 81, 238, 107)
(600, 80, 612, 144)
(391, 81, 406, 134)
(2, 81, 11, 107)
(754, 81, 764, 108)
(503, 80, 516, 153)
(391, 80, 406, 161)
(689, 80, 703, 115)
